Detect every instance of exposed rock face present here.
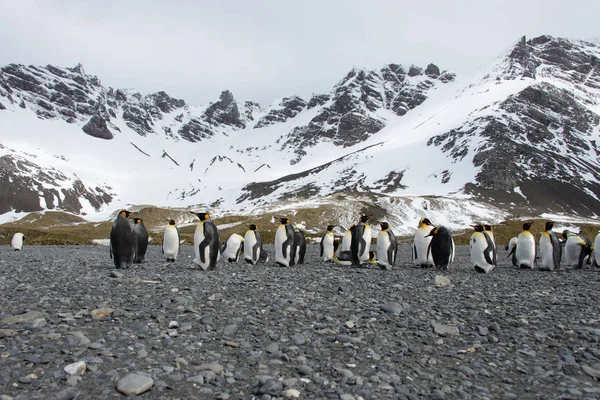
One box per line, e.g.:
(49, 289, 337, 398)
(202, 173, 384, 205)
(254, 96, 307, 128)
(82, 115, 113, 139)
(203, 90, 245, 128)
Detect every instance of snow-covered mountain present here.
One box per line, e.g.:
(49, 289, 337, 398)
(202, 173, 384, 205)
(1, 35, 599, 230)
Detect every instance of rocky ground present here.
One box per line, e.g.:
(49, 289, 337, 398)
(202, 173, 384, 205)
(1, 244, 600, 400)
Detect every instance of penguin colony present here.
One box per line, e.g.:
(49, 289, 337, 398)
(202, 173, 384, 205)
(101, 211, 599, 272)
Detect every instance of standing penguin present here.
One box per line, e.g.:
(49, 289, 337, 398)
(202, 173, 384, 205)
(413, 218, 435, 268)
(505, 237, 518, 267)
(337, 225, 354, 257)
(333, 241, 353, 266)
(320, 225, 335, 262)
(222, 233, 244, 262)
(11, 233, 24, 251)
(244, 224, 263, 265)
(163, 219, 180, 262)
(376, 222, 397, 270)
(110, 210, 135, 269)
(563, 230, 593, 268)
(538, 221, 561, 271)
(483, 224, 497, 266)
(275, 217, 296, 267)
(470, 224, 496, 273)
(350, 215, 372, 265)
(294, 229, 307, 264)
(592, 230, 600, 267)
(515, 222, 536, 269)
(191, 211, 221, 270)
(133, 217, 148, 264)
(425, 226, 455, 270)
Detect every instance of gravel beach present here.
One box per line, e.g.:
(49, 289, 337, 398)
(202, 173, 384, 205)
(1, 244, 600, 400)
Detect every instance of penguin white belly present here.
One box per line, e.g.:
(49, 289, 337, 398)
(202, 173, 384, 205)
(193, 222, 208, 268)
(223, 233, 243, 262)
(470, 232, 494, 273)
(163, 226, 180, 260)
(358, 225, 371, 262)
(244, 231, 259, 264)
(376, 231, 392, 268)
(565, 237, 584, 267)
(538, 233, 555, 271)
(11, 233, 24, 251)
(340, 231, 352, 253)
(594, 233, 600, 266)
(413, 228, 433, 266)
(322, 233, 334, 261)
(515, 232, 536, 268)
(275, 225, 290, 266)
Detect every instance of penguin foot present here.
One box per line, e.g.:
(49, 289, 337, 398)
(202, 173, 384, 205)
(474, 265, 485, 273)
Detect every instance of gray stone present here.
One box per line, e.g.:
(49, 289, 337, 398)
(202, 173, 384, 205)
(379, 302, 403, 314)
(1, 311, 45, 325)
(432, 322, 459, 336)
(223, 324, 239, 336)
(116, 373, 154, 396)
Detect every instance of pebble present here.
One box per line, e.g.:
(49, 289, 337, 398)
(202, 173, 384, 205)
(116, 373, 154, 396)
(0, 329, 15, 338)
(91, 308, 114, 319)
(379, 302, 403, 314)
(64, 361, 86, 376)
(434, 275, 451, 287)
(432, 322, 460, 336)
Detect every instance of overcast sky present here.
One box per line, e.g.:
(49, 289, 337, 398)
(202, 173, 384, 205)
(1, 0, 598, 107)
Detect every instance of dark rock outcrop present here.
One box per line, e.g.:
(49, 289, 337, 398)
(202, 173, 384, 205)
(82, 115, 113, 139)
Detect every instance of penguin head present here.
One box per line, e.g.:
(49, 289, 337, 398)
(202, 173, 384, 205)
(544, 221, 554, 231)
(248, 224, 258, 230)
(379, 222, 390, 230)
(278, 217, 290, 225)
(191, 212, 211, 221)
(472, 224, 484, 232)
(562, 229, 572, 239)
(167, 219, 176, 225)
(418, 218, 433, 228)
(133, 218, 143, 224)
(359, 215, 372, 223)
(483, 224, 493, 232)
(326, 225, 335, 231)
(425, 227, 439, 237)
(522, 221, 534, 231)
(119, 210, 132, 218)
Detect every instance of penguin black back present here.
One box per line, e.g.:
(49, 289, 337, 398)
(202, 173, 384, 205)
(294, 229, 306, 264)
(133, 217, 148, 264)
(426, 226, 455, 270)
(110, 210, 135, 269)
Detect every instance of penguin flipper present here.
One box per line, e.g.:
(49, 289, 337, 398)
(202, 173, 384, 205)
(320, 240, 324, 258)
(482, 233, 495, 265)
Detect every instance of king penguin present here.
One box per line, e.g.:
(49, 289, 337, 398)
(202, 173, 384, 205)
(191, 211, 221, 270)
(592, 230, 600, 267)
(244, 224, 263, 265)
(333, 241, 353, 266)
(413, 218, 435, 268)
(515, 222, 536, 269)
(133, 217, 148, 264)
(222, 233, 244, 262)
(505, 237, 518, 267)
(110, 210, 135, 269)
(563, 230, 593, 268)
(275, 217, 296, 267)
(426, 225, 455, 270)
(483, 224, 497, 266)
(162, 219, 180, 262)
(337, 225, 354, 257)
(350, 215, 372, 266)
(294, 229, 307, 264)
(376, 222, 397, 270)
(11, 232, 24, 251)
(538, 221, 561, 271)
(470, 224, 496, 273)
(320, 225, 335, 262)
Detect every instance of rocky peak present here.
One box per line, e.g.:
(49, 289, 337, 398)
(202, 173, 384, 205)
(203, 90, 244, 128)
(254, 96, 307, 128)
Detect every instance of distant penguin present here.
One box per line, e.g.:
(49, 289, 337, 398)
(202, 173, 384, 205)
(294, 229, 306, 265)
(222, 233, 244, 262)
(515, 222, 536, 269)
(244, 224, 263, 265)
(133, 217, 148, 264)
(426, 226, 455, 270)
(11, 233, 24, 251)
(333, 241, 353, 266)
(275, 217, 296, 267)
(320, 225, 335, 262)
(505, 237, 518, 267)
(413, 218, 435, 268)
(470, 224, 496, 273)
(110, 210, 135, 269)
(351, 215, 372, 265)
(337, 225, 354, 257)
(563, 230, 593, 268)
(538, 221, 561, 271)
(163, 219, 180, 262)
(376, 222, 397, 270)
(593, 231, 600, 267)
(191, 211, 221, 270)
